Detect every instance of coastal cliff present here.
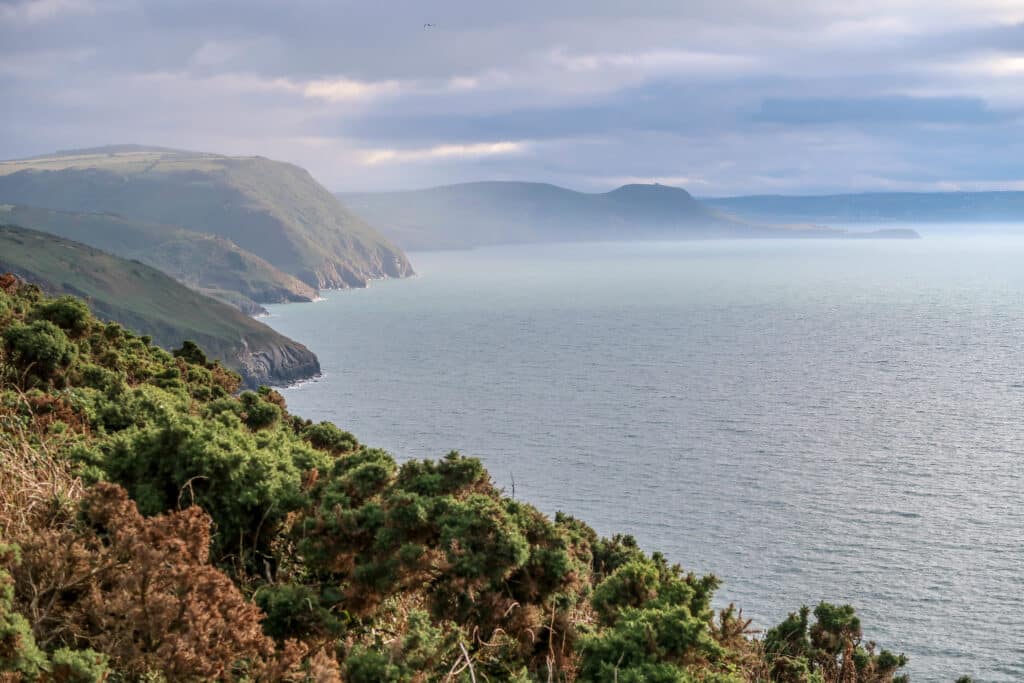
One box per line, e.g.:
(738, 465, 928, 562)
(0, 145, 415, 294)
(237, 337, 321, 388)
(0, 225, 321, 388)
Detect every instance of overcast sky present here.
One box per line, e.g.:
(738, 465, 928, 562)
(2, 0, 1023, 194)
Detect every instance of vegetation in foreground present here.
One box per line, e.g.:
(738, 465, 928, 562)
(0, 277, 913, 682)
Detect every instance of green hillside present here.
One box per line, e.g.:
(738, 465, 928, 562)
(0, 204, 317, 314)
(0, 146, 414, 289)
(0, 224, 319, 387)
(342, 181, 917, 250)
(0, 280, 911, 682)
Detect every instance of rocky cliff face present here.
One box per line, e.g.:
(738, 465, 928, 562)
(312, 247, 415, 289)
(237, 338, 321, 389)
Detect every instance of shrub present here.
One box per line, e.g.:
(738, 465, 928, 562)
(30, 296, 91, 336)
(591, 560, 661, 625)
(10, 484, 275, 680)
(764, 603, 908, 683)
(49, 648, 110, 683)
(592, 533, 646, 579)
(93, 411, 331, 562)
(77, 363, 122, 392)
(3, 320, 74, 383)
(173, 340, 208, 366)
(343, 609, 454, 683)
(302, 421, 358, 454)
(256, 584, 347, 640)
(0, 545, 48, 678)
(240, 390, 282, 430)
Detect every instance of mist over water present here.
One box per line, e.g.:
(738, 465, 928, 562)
(266, 235, 1024, 681)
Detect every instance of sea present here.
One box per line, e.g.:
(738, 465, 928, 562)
(265, 232, 1024, 681)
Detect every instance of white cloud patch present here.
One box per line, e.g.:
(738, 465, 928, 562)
(303, 77, 403, 102)
(950, 53, 1024, 78)
(552, 48, 757, 76)
(130, 70, 406, 105)
(904, 52, 1024, 107)
(363, 141, 527, 165)
(446, 76, 481, 92)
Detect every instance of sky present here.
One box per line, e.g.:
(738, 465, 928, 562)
(2, 0, 1024, 195)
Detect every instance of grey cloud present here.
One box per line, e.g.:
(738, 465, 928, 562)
(2, 0, 1024, 193)
(754, 96, 1008, 126)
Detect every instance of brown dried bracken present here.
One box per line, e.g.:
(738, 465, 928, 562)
(11, 484, 276, 680)
(0, 274, 20, 294)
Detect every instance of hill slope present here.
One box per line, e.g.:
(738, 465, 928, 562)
(705, 191, 1024, 223)
(341, 181, 915, 250)
(0, 280, 911, 682)
(0, 204, 316, 314)
(0, 223, 319, 387)
(0, 146, 414, 289)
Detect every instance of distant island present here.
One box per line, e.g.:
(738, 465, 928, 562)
(705, 191, 1024, 224)
(340, 181, 920, 250)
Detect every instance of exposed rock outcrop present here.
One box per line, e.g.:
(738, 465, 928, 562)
(237, 339, 321, 389)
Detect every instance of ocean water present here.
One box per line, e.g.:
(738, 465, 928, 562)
(265, 237, 1024, 681)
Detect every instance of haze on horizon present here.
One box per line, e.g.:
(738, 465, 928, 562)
(2, 0, 1024, 196)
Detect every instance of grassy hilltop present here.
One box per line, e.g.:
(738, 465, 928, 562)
(0, 145, 414, 291)
(0, 225, 318, 387)
(0, 280, 915, 682)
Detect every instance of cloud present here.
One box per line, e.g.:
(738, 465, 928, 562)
(551, 47, 757, 77)
(126, 70, 406, 105)
(130, 69, 473, 105)
(947, 52, 1024, 77)
(363, 141, 528, 165)
(0, 0, 94, 24)
(329, 80, 742, 145)
(190, 40, 247, 68)
(446, 76, 480, 92)
(0, 46, 94, 79)
(754, 96, 1006, 126)
(3, 0, 1024, 193)
(303, 77, 403, 102)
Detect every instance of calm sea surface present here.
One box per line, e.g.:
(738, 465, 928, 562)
(265, 236, 1024, 682)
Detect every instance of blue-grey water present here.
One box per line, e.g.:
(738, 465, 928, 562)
(265, 236, 1024, 682)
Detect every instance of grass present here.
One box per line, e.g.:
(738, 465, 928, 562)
(0, 387, 86, 544)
